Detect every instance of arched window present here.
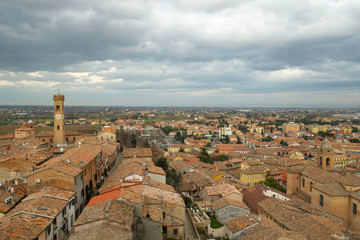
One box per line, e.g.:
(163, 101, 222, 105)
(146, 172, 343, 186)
(57, 125, 60, 130)
(326, 158, 330, 166)
(319, 157, 323, 166)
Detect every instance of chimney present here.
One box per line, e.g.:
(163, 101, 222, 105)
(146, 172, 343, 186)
(10, 187, 15, 193)
(15, 180, 18, 185)
(80, 160, 84, 168)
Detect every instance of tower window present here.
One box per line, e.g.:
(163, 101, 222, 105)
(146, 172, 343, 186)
(353, 203, 357, 215)
(57, 125, 60, 130)
(320, 194, 324, 207)
(302, 178, 305, 188)
(56, 105, 60, 110)
(326, 158, 330, 166)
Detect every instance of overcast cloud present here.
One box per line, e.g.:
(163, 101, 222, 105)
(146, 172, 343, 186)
(0, 0, 359, 107)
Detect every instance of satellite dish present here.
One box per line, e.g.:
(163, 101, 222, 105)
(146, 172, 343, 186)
(60, 148, 64, 152)
(33, 146, 37, 149)
(57, 144, 60, 147)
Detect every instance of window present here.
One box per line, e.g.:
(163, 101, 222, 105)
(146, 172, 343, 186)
(320, 194, 324, 207)
(302, 178, 305, 188)
(162, 226, 167, 234)
(326, 158, 330, 166)
(56, 105, 60, 110)
(353, 203, 357, 215)
(173, 229, 178, 235)
(310, 182, 313, 192)
(163, 212, 165, 219)
(47, 226, 51, 235)
(57, 125, 60, 130)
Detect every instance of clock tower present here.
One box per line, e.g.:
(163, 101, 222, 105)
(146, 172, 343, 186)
(53, 93, 65, 146)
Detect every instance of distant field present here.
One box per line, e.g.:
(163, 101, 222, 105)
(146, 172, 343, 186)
(0, 124, 99, 136)
(0, 125, 18, 136)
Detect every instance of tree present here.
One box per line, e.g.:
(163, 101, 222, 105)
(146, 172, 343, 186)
(116, 129, 133, 148)
(218, 155, 229, 162)
(263, 177, 286, 193)
(262, 136, 274, 142)
(179, 147, 185, 153)
(156, 157, 169, 171)
(131, 133, 137, 147)
(352, 127, 359, 133)
(220, 135, 230, 144)
(349, 138, 360, 143)
(198, 147, 212, 163)
(280, 140, 288, 146)
(318, 131, 334, 138)
(166, 170, 182, 190)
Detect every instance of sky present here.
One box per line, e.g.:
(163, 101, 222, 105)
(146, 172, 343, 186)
(0, 0, 359, 107)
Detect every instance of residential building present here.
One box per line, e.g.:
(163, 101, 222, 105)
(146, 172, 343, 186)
(26, 145, 103, 218)
(97, 131, 116, 143)
(287, 165, 360, 231)
(211, 198, 249, 224)
(69, 199, 134, 240)
(0, 187, 75, 240)
(0, 178, 26, 218)
(201, 183, 243, 202)
(239, 166, 267, 187)
(167, 144, 193, 153)
(282, 122, 300, 133)
(225, 214, 259, 239)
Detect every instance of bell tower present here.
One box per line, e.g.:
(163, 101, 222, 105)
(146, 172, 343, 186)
(53, 93, 65, 147)
(317, 137, 334, 171)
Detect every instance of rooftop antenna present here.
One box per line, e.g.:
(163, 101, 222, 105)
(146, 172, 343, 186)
(58, 88, 60, 94)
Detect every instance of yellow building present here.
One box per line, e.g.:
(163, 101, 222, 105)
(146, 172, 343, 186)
(239, 166, 267, 187)
(167, 144, 192, 153)
(308, 125, 328, 134)
(333, 155, 348, 168)
(341, 127, 352, 135)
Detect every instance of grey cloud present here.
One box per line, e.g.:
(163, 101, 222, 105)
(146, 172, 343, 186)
(0, 0, 360, 107)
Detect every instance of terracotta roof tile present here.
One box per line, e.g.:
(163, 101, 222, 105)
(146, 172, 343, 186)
(0, 213, 52, 240)
(225, 214, 259, 233)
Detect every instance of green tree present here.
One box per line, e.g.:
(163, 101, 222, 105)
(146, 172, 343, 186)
(156, 157, 169, 171)
(349, 138, 360, 143)
(263, 177, 286, 193)
(280, 140, 288, 146)
(352, 127, 359, 133)
(218, 155, 229, 161)
(318, 131, 334, 138)
(262, 136, 274, 142)
(198, 147, 212, 163)
(179, 147, 185, 153)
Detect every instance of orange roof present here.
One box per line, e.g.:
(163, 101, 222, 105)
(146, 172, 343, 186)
(87, 189, 122, 206)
